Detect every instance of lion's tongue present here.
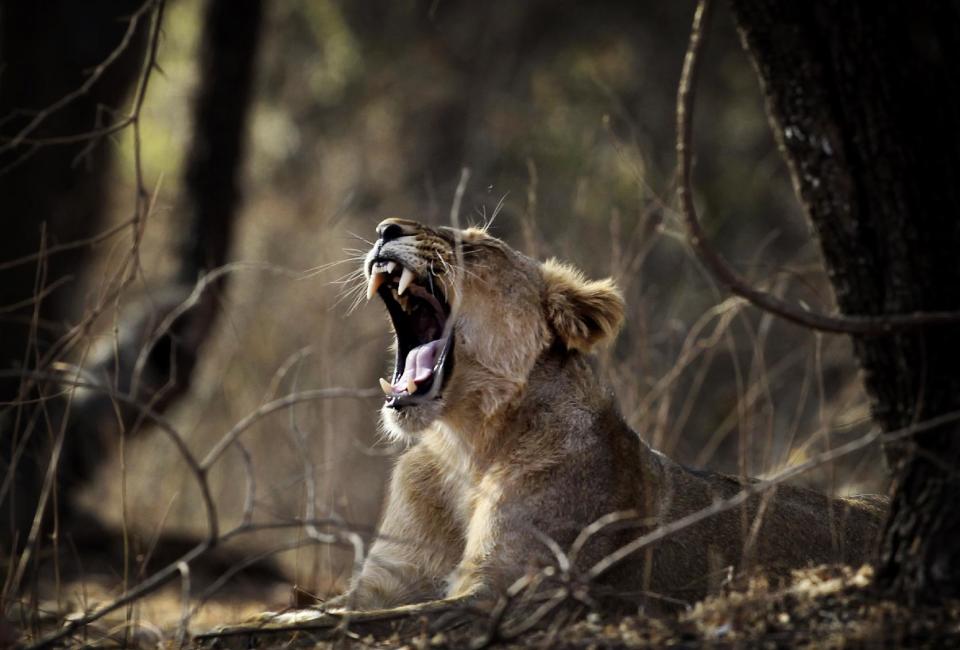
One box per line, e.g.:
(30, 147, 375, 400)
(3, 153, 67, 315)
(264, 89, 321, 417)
(394, 338, 447, 392)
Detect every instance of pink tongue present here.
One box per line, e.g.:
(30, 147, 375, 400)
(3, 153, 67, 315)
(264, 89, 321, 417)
(393, 338, 446, 392)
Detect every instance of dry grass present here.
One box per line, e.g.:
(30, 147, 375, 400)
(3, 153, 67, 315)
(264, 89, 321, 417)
(22, 565, 943, 648)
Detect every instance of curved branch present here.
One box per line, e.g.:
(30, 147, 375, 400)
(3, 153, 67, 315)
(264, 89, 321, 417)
(677, 0, 960, 335)
(199, 386, 381, 470)
(0, 369, 219, 543)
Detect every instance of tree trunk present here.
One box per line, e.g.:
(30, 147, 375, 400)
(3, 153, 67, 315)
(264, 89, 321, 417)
(0, 0, 262, 556)
(64, 0, 264, 460)
(0, 0, 149, 549)
(728, 0, 960, 603)
(176, 0, 261, 285)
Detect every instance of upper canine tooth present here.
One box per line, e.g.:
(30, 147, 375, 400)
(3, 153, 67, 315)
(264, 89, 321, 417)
(367, 271, 387, 300)
(385, 261, 397, 274)
(398, 267, 416, 295)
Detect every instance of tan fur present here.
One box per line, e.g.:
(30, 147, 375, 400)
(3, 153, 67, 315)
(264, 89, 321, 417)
(542, 258, 625, 352)
(339, 218, 886, 610)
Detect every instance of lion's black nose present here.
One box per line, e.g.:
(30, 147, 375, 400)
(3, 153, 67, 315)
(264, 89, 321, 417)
(378, 222, 405, 242)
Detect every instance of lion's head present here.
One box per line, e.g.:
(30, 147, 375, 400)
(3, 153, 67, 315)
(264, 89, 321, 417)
(364, 218, 625, 440)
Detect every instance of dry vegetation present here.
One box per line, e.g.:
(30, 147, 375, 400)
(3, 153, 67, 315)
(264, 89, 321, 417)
(156, 567, 960, 648)
(4, 0, 929, 647)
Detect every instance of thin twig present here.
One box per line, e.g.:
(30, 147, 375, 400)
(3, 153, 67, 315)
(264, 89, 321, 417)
(0, 0, 155, 154)
(175, 561, 191, 647)
(27, 541, 212, 650)
(8, 39, 168, 432)
(0, 218, 134, 272)
(129, 261, 304, 398)
(0, 369, 219, 543)
(199, 387, 382, 469)
(24, 514, 386, 648)
(187, 540, 308, 619)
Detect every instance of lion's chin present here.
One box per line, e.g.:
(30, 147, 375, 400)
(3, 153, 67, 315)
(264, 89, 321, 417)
(380, 397, 445, 443)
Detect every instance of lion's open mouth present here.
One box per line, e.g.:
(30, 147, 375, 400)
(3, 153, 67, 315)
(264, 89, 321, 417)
(367, 260, 454, 408)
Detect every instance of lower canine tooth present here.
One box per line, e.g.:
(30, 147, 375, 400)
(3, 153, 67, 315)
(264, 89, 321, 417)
(398, 267, 416, 295)
(406, 377, 417, 394)
(379, 378, 393, 395)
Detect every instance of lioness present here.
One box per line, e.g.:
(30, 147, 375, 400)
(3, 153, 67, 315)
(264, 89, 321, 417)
(341, 217, 884, 610)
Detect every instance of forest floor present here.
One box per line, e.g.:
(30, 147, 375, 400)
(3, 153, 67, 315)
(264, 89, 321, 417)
(10, 564, 960, 648)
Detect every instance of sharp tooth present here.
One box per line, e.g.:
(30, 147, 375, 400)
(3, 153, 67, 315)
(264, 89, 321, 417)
(385, 261, 397, 274)
(406, 377, 417, 394)
(398, 267, 416, 295)
(379, 378, 393, 395)
(367, 272, 386, 300)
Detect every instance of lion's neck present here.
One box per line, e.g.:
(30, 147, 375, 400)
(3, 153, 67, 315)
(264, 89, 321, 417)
(435, 345, 650, 470)
(425, 345, 700, 540)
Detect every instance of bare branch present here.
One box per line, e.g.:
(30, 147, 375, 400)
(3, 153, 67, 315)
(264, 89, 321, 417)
(199, 387, 382, 470)
(0, 219, 134, 273)
(0, 0, 155, 155)
(677, 0, 960, 335)
(26, 540, 212, 650)
(0, 369, 219, 543)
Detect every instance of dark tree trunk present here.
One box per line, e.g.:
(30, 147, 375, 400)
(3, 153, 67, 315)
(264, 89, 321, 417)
(0, 0, 149, 548)
(65, 0, 264, 465)
(0, 0, 262, 558)
(44, 0, 263, 516)
(176, 0, 261, 285)
(728, 0, 960, 603)
(116, 0, 264, 409)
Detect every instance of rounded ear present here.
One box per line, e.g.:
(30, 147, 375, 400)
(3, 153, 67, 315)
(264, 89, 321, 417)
(541, 258, 625, 352)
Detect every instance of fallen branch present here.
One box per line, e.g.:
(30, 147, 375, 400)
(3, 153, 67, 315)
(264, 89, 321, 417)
(192, 597, 475, 646)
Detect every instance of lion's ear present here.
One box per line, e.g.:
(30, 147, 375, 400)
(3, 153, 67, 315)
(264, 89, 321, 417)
(541, 259, 625, 352)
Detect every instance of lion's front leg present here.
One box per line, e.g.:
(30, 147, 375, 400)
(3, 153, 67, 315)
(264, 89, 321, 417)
(445, 514, 556, 610)
(338, 446, 462, 610)
(445, 466, 624, 606)
(444, 481, 544, 605)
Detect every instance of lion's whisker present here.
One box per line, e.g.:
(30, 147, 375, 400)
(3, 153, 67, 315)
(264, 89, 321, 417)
(329, 268, 366, 285)
(301, 257, 365, 277)
(346, 231, 375, 246)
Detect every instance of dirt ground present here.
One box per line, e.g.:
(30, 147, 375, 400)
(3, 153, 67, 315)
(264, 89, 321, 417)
(10, 564, 960, 648)
(200, 565, 960, 649)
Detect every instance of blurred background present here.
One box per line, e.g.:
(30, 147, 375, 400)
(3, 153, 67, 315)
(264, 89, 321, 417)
(1, 0, 886, 626)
